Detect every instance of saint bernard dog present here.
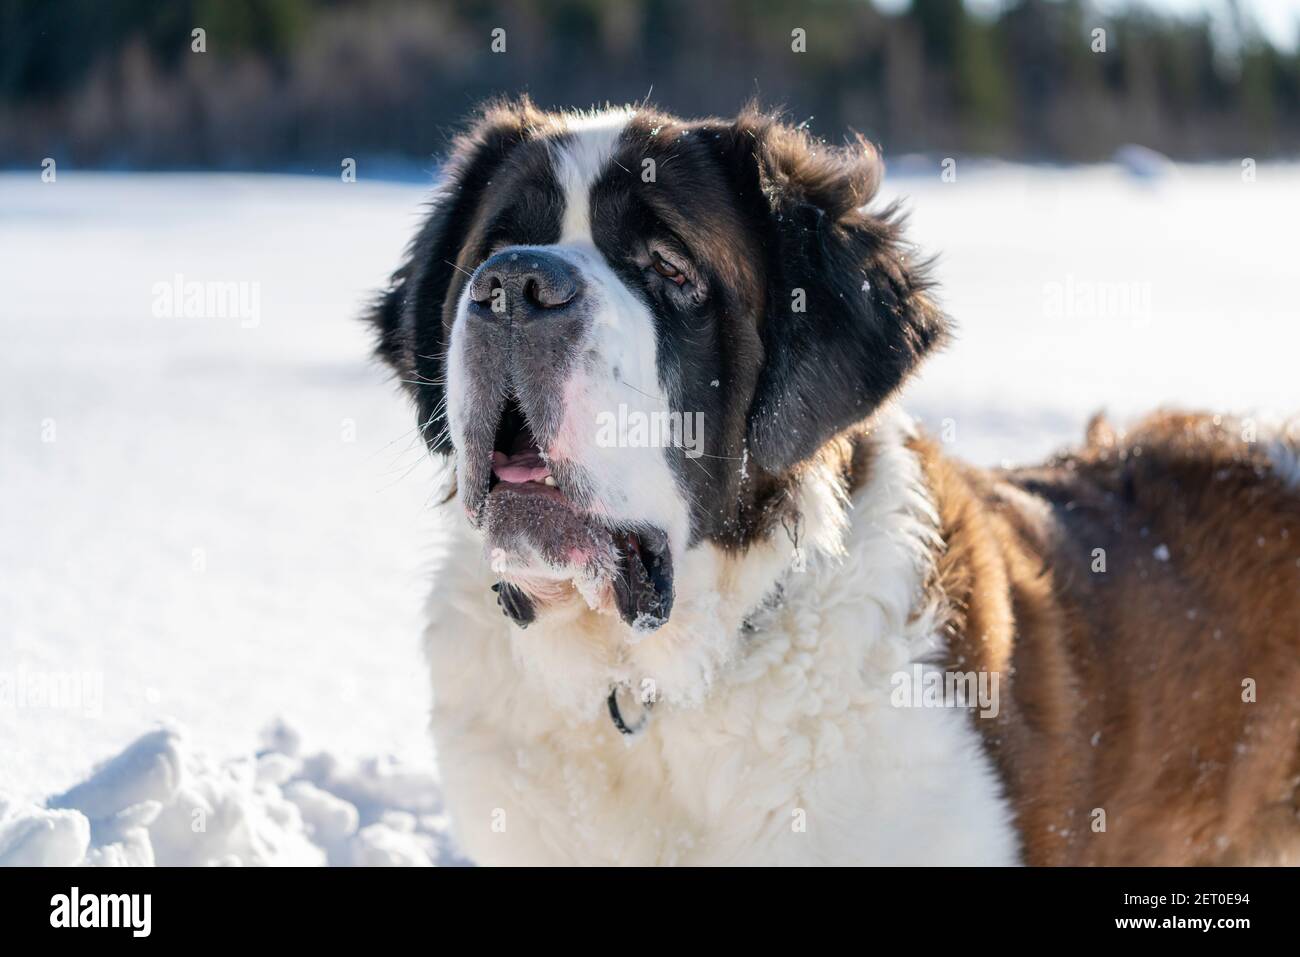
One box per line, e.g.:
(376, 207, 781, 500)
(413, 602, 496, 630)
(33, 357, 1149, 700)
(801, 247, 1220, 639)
(367, 98, 1300, 866)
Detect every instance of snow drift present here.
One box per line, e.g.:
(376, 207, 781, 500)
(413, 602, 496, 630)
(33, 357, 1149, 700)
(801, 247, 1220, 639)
(0, 721, 466, 866)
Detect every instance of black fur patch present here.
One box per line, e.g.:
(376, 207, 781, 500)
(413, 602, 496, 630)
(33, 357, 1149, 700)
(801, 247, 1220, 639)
(728, 112, 949, 474)
(492, 581, 536, 627)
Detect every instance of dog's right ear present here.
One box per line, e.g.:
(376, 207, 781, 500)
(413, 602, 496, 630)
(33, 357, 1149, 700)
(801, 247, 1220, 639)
(365, 97, 548, 455)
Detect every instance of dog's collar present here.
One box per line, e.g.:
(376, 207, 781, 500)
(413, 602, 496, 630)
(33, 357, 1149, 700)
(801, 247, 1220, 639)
(607, 685, 653, 735)
(606, 587, 783, 734)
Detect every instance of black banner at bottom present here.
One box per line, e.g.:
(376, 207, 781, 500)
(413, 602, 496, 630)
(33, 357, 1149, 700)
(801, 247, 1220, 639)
(0, 865, 1282, 942)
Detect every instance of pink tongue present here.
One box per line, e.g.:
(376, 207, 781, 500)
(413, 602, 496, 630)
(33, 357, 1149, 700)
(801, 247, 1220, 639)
(492, 450, 551, 484)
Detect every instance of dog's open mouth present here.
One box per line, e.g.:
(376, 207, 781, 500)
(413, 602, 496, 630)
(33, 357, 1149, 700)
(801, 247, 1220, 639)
(481, 396, 674, 629)
(487, 397, 562, 494)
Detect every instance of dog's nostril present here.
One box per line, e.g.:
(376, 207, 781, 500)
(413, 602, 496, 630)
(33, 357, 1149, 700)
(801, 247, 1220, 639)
(468, 270, 497, 305)
(524, 274, 576, 310)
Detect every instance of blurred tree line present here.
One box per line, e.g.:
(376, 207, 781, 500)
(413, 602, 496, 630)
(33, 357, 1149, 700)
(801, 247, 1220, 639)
(1, 0, 1296, 168)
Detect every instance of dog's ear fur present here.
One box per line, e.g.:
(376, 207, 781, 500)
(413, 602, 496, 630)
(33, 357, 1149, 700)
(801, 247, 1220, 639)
(364, 97, 550, 454)
(724, 110, 950, 474)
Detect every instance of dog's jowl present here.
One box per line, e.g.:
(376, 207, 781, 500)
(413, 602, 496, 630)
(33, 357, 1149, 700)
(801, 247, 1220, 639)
(367, 100, 1300, 866)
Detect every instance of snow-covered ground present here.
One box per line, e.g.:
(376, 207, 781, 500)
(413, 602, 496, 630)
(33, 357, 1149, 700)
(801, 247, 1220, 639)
(1, 162, 1296, 865)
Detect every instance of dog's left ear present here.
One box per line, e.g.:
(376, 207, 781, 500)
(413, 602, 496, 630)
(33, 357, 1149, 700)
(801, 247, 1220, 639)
(724, 112, 950, 474)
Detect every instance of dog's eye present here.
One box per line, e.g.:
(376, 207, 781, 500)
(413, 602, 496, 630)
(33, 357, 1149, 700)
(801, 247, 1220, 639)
(652, 252, 687, 286)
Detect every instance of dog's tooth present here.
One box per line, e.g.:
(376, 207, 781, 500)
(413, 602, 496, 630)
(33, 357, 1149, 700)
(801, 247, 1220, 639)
(543, 476, 557, 487)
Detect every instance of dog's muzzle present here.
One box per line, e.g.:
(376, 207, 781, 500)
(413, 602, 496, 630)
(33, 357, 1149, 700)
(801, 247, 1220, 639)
(453, 246, 677, 632)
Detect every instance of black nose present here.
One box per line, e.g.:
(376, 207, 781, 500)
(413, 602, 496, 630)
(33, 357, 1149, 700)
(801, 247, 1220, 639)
(469, 249, 582, 319)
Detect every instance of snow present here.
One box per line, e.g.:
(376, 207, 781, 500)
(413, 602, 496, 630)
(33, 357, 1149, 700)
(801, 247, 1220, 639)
(0, 720, 465, 866)
(890, 162, 1299, 465)
(2, 161, 1297, 865)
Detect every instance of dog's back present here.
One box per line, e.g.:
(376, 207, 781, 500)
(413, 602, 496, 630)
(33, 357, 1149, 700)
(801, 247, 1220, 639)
(920, 412, 1300, 864)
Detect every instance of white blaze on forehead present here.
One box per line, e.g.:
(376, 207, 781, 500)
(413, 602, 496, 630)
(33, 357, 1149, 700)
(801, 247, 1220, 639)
(554, 110, 633, 244)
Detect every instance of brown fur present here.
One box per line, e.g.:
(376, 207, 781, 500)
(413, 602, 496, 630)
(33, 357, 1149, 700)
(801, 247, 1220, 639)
(913, 411, 1300, 865)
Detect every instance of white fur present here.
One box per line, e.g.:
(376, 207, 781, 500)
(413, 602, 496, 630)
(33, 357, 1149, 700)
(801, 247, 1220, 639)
(549, 242, 692, 559)
(420, 409, 1019, 865)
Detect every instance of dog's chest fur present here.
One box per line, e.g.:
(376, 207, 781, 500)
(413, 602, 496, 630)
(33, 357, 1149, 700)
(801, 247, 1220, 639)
(421, 412, 1019, 865)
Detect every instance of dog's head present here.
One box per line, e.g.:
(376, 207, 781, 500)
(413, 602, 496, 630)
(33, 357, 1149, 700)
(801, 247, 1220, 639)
(369, 100, 946, 632)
